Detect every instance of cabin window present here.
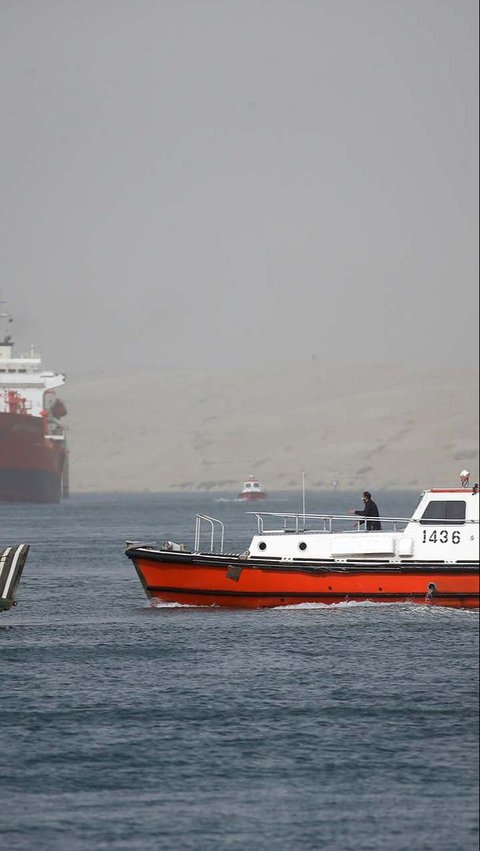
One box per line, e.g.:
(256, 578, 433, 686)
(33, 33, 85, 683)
(258, 541, 267, 551)
(298, 542, 307, 551)
(420, 500, 466, 526)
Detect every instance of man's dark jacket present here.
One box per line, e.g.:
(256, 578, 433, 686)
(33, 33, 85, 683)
(354, 499, 382, 531)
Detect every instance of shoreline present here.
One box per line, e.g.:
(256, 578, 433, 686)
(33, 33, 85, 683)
(61, 364, 479, 493)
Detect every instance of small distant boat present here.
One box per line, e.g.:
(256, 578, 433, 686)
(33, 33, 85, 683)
(126, 478, 479, 610)
(238, 476, 266, 501)
(0, 544, 29, 613)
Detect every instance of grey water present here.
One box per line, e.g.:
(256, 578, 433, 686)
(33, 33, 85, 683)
(1, 491, 478, 851)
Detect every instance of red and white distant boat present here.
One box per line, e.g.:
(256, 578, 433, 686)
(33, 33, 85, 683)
(0, 305, 68, 503)
(238, 476, 266, 501)
(126, 476, 479, 610)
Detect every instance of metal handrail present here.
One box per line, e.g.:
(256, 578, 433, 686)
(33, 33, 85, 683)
(194, 514, 225, 554)
(247, 511, 475, 534)
(249, 511, 479, 534)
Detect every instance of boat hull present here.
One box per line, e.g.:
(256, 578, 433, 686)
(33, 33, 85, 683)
(127, 550, 480, 609)
(0, 544, 29, 612)
(238, 494, 266, 501)
(0, 412, 65, 503)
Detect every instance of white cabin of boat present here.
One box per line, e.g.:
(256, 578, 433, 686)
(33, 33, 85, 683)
(246, 487, 479, 563)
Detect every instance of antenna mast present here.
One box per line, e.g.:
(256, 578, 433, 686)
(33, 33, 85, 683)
(302, 471, 306, 530)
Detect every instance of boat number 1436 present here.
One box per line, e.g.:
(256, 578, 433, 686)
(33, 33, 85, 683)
(422, 530, 461, 544)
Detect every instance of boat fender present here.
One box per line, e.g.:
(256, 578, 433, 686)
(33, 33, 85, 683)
(426, 582, 437, 600)
(227, 564, 243, 582)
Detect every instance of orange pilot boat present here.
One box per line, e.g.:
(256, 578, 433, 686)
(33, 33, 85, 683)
(126, 480, 479, 610)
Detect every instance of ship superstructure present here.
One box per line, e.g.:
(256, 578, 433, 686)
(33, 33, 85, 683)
(0, 309, 68, 502)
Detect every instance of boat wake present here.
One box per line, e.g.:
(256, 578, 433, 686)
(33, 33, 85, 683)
(214, 496, 289, 503)
(275, 599, 396, 611)
(145, 598, 477, 614)
(273, 600, 477, 614)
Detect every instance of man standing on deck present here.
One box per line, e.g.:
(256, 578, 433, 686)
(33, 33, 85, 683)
(352, 492, 382, 531)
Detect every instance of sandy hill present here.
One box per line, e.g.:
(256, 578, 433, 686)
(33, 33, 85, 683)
(62, 365, 479, 493)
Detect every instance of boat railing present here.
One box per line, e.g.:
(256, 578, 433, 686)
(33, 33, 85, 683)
(194, 514, 225, 554)
(249, 511, 411, 534)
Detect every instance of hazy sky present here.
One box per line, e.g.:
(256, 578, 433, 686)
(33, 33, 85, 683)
(1, 0, 478, 377)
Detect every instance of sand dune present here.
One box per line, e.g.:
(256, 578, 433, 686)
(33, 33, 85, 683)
(62, 364, 479, 492)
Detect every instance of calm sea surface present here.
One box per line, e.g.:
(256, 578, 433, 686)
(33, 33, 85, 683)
(1, 491, 479, 851)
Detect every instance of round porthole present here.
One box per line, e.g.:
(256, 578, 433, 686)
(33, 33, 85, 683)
(258, 541, 267, 551)
(298, 542, 307, 551)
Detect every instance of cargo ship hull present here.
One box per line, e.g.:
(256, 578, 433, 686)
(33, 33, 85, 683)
(0, 411, 65, 503)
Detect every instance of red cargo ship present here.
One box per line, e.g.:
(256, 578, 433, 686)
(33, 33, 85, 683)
(0, 309, 68, 502)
